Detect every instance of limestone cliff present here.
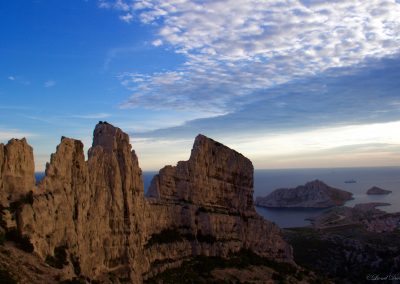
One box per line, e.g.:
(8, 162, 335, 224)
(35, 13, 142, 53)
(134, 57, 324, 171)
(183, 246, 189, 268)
(144, 134, 291, 279)
(0, 122, 292, 283)
(255, 180, 353, 208)
(0, 138, 35, 207)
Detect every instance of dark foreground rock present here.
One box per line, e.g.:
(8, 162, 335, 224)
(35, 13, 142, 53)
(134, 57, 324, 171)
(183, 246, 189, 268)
(285, 225, 400, 284)
(255, 180, 353, 208)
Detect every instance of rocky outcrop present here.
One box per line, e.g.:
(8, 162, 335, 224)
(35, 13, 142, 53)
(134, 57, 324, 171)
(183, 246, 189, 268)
(0, 122, 293, 283)
(147, 134, 254, 213)
(0, 138, 35, 207)
(308, 202, 400, 233)
(255, 180, 353, 208)
(144, 134, 292, 278)
(366, 186, 392, 195)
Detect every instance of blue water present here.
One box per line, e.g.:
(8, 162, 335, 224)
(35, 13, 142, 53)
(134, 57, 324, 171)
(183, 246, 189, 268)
(253, 167, 400, 227)
(35, 167, 400, 228)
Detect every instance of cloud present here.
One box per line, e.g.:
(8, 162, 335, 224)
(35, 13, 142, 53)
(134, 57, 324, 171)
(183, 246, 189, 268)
(0, 128, 35, 142)
(44, 80, 56, 88)
(152, 39, 163, 47)
(7, 76, 15, 81)
(100, 0, 400, 114)
(133, 56, 400, 140)
(70, 113, 111, 119)
(120, 13, 133, 22)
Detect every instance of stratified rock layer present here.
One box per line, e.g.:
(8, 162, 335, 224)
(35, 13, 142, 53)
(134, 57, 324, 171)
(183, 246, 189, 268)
(0, 138, 35, 207)
(255, 180, 353, 208)
(144, 134, 291, 278)
(0, 122, 292, 283)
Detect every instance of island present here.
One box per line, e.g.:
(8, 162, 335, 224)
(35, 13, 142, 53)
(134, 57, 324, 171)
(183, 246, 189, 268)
(255, 179, 353, 208)
(366, 186, 392, 195)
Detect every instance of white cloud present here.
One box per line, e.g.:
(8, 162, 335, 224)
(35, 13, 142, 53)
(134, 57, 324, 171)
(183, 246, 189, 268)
(101, 0, 400, 113)
(152, 39, 163, 47)
(70, 113, 111, 119)
(8, 76, 15, 81)
(44, 80, 56, 88)
(120, 13, 133, 22)
(0, 128, 35, 142)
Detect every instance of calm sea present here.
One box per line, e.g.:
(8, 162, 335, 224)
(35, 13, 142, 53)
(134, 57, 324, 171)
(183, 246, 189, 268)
(35, 167, 400, 228)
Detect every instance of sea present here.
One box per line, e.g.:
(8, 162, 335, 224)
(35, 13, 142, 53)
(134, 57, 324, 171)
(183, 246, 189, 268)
(35, 166, 400, 228)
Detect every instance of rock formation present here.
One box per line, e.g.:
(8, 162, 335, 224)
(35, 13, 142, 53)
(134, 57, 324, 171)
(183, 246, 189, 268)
(0, 138, 35, 207)
(366, 186, 392, 195)
(144, 134, 291, 279)
(0, 122, 292, 283)
(255, 180, 353, 208)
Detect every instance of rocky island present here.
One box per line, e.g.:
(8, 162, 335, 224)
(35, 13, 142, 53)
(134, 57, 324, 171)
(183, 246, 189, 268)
(255, 180, 353, 208)
(366, 186, 392, 195)
(0, 122, 312, 283)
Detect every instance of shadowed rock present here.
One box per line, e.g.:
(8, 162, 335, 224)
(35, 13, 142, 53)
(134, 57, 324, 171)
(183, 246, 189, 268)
(0, 122, 293, 283)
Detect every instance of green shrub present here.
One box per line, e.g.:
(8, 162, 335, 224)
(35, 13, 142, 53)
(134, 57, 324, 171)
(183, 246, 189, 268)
(145, 228, 183, 247)
(5, 229, 34, 253)
(60, 277, 86, 284)
(0, 267, 17, 284)
(0, 231, 6, 245)
(196, 231, 217, 244)
(70, 254, 81, 276)
(45, 245, 68, 269)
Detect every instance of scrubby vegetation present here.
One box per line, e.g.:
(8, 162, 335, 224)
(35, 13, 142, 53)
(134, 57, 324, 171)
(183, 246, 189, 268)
(45, 245, 68, 269)
(145, 228, 220, 248)
(9, 191, 34, 213)
(284, 226, 400, 283)
(145, 249, 322, 284)
(0, 267, 17, 284)
(5, 228, 34, 253)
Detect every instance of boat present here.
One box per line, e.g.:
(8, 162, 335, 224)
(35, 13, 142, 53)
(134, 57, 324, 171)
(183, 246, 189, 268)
(344, 179, 356, 184)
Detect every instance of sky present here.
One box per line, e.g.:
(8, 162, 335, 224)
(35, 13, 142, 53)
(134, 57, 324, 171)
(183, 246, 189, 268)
(1, 0, 400, 171)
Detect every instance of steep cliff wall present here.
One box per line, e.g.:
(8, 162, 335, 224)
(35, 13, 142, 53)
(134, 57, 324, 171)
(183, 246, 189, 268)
(0, 138, 35, 207)
(0, 122, 292, 283)
(144, 134, 292, 278)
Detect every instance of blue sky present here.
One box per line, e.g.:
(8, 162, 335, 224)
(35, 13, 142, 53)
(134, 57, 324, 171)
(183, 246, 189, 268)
(1, 0, 400, 171)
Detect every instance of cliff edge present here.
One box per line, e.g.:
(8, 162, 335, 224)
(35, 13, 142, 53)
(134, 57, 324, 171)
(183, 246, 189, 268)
(0, 122, 293, 283)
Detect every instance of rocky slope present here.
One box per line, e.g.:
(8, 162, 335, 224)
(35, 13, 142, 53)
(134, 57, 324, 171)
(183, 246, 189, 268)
(285, 221, 400, 283)
(309, 202, 400, 233)
(0, 122, 292, 283)
(255, 180, 353, 208)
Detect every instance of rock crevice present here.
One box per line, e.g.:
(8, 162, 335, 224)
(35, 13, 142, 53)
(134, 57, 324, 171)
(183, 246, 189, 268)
(0, 122, 292, 283)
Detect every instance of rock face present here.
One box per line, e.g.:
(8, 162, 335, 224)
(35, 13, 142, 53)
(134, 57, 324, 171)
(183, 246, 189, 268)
(0, 138, 35, 207)
(148, 134, 254, 212)
(366, 186, 392, 195)
(309, 202, 400, 233)
(255, 180, 353, 208)
(144, 134, 292, 279)
(0, 122, 293, 283)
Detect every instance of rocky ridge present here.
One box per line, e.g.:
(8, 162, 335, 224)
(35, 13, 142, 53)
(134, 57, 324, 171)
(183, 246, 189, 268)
(255, 180, 353, 208)
(0, 122, 292, 283)
(309, 202, 400, 233)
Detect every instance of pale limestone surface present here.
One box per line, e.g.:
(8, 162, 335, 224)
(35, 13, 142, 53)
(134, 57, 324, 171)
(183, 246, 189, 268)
(0, 138, 35, 207)
(1, 122, 293, 283)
